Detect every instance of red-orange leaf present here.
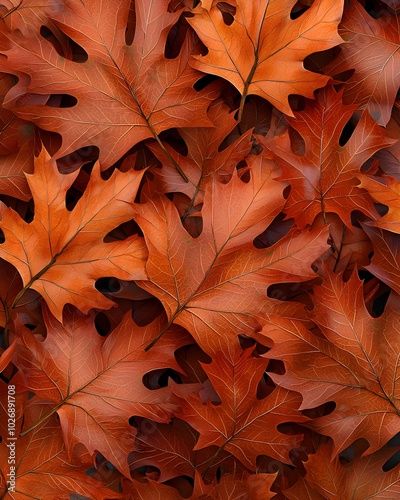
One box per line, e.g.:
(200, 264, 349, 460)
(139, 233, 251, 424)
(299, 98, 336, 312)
(263, 267, 400, 456)
(261, 86, 395, 228)
(0, 395, 121, 499)
(303, 441, 400, 499)
(173, 343, 307, 469)
(363, 225, 400, 295)
(0, 0, 214, 168)
(324, 0, 400, 126)
(358, 175, 400, 233)
(14, 306, 191, 477)
(135, 159, 328, 352)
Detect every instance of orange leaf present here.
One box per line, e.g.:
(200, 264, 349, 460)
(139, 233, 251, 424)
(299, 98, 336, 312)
(173, 343, 307, 469)
(135, 157, 328, 352)
(188, 0, 344, 115)
(0, 147, 147, 321)
(261, 86, 395, 228)
(325, 0, 400, 126)
(0, 396, 122, 499)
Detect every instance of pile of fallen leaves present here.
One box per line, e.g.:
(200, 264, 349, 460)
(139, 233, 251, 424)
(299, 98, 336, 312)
(0, 0, 399, 498)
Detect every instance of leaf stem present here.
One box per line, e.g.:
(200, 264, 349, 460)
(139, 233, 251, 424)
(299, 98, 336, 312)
(1, 0, 23, 19)
(144, 313, 178, 351)
(147, 121, 189, 182)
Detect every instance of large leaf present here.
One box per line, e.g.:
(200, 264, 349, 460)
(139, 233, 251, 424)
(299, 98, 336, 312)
(128, 418, 244, 482)
(188, 0, 344, 115)
(263, 266, 400, 456)
(0, 0, 215, 168)
(302, 441, 400, 499)
(0, 147, 147, 321)
(358, 174, 400, 234)
(14, 306, 191, 477)
(147, 98, 253, 201)
(135, 157, 328, 352)
(363, 225, 400, 295)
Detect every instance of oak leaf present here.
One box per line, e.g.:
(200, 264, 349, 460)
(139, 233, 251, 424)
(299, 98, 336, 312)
(14, 306, 191, 477)
(263, 267, 400, 456)
(301, 441, 400, 499)
(324, 0, 400, 125)
(261, 86, 395, 228)
(188, 0, 344, 115)
(0, 395, 121, 499)
(191, 470, 277, 500)
(135, 158, 329, 352)
(172, 344, 307, 469)
(128, 418, 244, 482)
(0, 0, 214, 168)
(358, 175, 400, 233)
(0, 147, 147, 321)
(0, 0, 64, 35)
(147, 98, 253, 201)
(362, 225, 400, 295)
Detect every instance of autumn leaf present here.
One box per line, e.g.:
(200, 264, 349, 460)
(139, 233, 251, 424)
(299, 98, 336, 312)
(0, 147, 147, 321)
(147, 98, 253, 201)
(0, 72, 41, 200)
(263, 266, 400, 456)
(0, 389, 121, 499)
(260, 85, 395, 228)
(188, 0, 344, 116)
(128, 418, 244, 482)
(0, 0, 215, 169)
(0, 0, 64, 35)
(173, 343, 307, 469)
(324, 0, 400, 125)
(300, 441, 400, 499)
(14, 306, 192, 477)
(362, 225, 400, 295)
(191, 470, 278, 500)
(0, 0, 399, 496)
(313, 213, 373, 276)
(358, 174, 400, 233)
(135, 157, 329, 352)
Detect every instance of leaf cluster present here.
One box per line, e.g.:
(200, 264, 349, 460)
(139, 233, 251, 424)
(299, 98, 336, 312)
(0, 0, 399, 498)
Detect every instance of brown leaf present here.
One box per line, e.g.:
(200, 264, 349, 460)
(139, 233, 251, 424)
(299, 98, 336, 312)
(261, 85, 395, 228)
(324, 0, 400, 125)
(0, 391, 121, 499)
(173, 343, 307, 469)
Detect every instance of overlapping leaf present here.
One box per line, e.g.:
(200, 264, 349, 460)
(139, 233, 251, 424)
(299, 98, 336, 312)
(325, 0, 400, 125)
(14, 307, 191, 476)
(188, 0, 344, 115)
(0, 147, 147, 321)
(296, 441, 400, 499)
(0, 0, 215, 168)
(135, 156, 328, 352)
(173, 343, 307, 469)
(263, 267, 400, 455)
(0, 394, 121, 499)
(261, 86, 395, 228)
